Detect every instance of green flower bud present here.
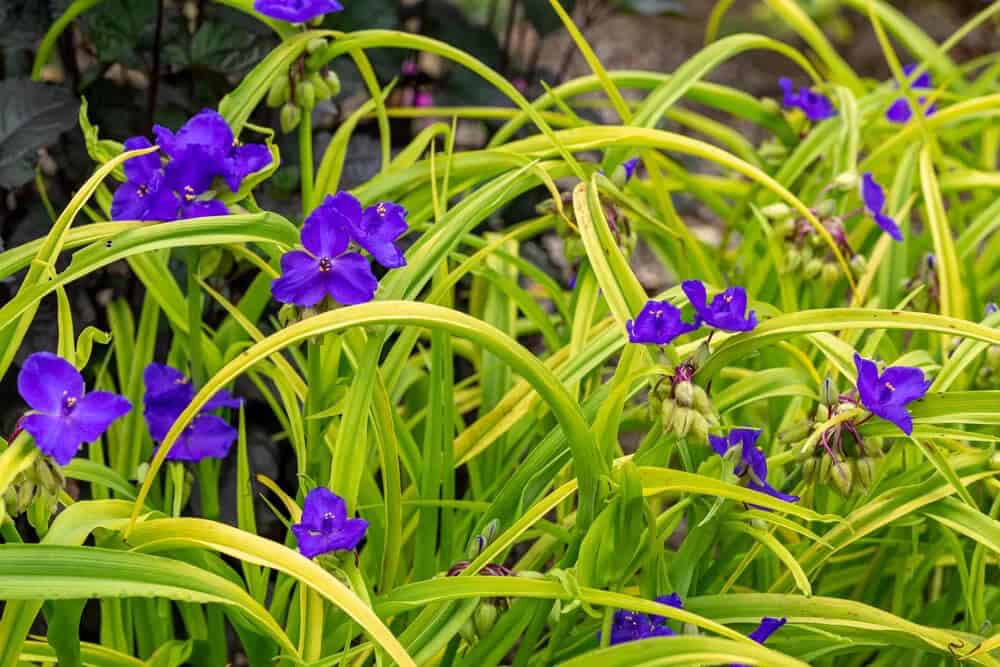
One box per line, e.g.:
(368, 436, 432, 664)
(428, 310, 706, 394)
(820, 377, 838, 407)
(310, 72, 332, 101)
(831, 171, 859, 191)
(856, 457, 875, 491)
(474, 602, 500, 638)
(689, 412, 710, 444)
(661, 399, 676, 432)
(323, 70, 342, 97)
(821, 262, 840, 288)
(17, 480, 35, 514)
(297, 80, 316, 110)
(799, 243, 814, 265)
(831, 461, 853, 497)
(817, 456, 833, 484)
(691, 385, 712, 415)
(773, 218, 797, 237)
(815, 404, 830, 422)
(814, 199, 836, 218)
(459, 617, 477, 644)
(803, 257, 823, 280)
(306, 37, 327, 54)
(784, 247, 802, 274)
(850, 254, 868, 277)
(780, 419, 812, 445)
(987, 345, 1000, 370)
(866, 436, 884, 457)
(674, 381, 695, 408)
(280, 103, 302, 133)
(802, 457, 817, 483)
(673, 406, 694, 438)
(761, 202, 794, 220)
(267, 75, 290, 108)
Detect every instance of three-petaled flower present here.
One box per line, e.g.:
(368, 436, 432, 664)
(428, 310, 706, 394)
(606, 594, 683, 645)
(853, 353, 930, 435)
(292, 487, 368, 558)
(886, 64, 937, 124)
(17, 352, 132, 465)
(253, 0, 343, 23)
(682, 280, 758, 332)
(271, 192, 408, 307)
(778, 78, 836, 121)
(860, 172, 902, 241)
(626, 300, 700, 345)
(709, 428, 799, 504)
(143, 363, 243, 463)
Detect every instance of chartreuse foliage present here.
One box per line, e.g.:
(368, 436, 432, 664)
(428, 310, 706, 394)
(2, 0, 1000, 665)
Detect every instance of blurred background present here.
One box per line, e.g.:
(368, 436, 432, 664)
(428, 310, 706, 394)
(0, 0, 997, 523)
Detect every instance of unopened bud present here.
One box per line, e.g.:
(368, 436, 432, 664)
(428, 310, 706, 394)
(689, 412, 710, 443)
(802, 457, 817, 483)
(856, 457, 875, 490)
(306, 37, 327, 54)
(814, 199, 836, 218)
(674, 381, 694, 408)
(761, 202, 794, 220)
(280, 103, 302, 133)
(780, 419, 812, 445)
(820, 377, 838, 407)
(803, 258, 823, 280)
(987, 346, 1000, 370)
(815, 404, 830, 422)
(784, 247, 802, 273)
(661, 400, 676, 432)
(323, 70, 341, 97)
(673, 407, 694, 438)
(474, 602, 500, 637)
(817, 456, 833, 484)
(310, 72, 332, 101)
(267, 76, 290, 107)
(773, 218, 796, 238)
(691, 385, 712, 415)
(831, 461, 853, 497)
(821, 262, 840, 288)
(297, 80, 316, 110)
(832, 171, 859, 191)
(850, 254, 867, 277)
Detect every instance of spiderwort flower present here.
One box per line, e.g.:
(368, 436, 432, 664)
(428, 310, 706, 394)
(709, 428, 799, 504)
(110, 137, 179, 221)
(731, 617, 787, 667)
(778, 78, 836, 121)
(860, 172, 902, 241)
(271, 195, 381, 307)
(17, 353, 131, 466)
(605, 593, 683, 645)
(853, 353, 930, 435)
(292, 488, 368, 558)
(340, 193, 410, 269)
(153, 109, 272, 193)
(253, 0, 343, 23)
(162, 149, 230, 220)
(886, 64, 936, 124)
(142, 363, 243, 462)
(626, 300, 700, 345)
(682, 280, 757, 332)
(622, 158, 640, 182)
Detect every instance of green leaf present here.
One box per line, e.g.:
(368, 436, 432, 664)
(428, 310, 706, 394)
(0, 79, 79, 188)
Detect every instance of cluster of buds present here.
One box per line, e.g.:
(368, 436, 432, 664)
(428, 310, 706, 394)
(540, 189, 636, 267)
(266, 38, 342, 133)
(785, 379, 884, 497)
(764, 173, 867, 288)
(2, 454, 65, 528)
(450, 521, 514, 643)
(648, 361, 720, 442)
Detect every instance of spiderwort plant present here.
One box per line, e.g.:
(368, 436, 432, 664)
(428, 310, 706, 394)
(292, 487, 368, 558)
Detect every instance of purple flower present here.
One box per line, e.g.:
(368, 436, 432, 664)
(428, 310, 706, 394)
(853, 353, 930, 435)
(731, 617, 787, 667)
(292, 487, 368, 558)
(142, 363, 243, 463)
(709, 428, 799, 504)
(321, 192, 409, 269)
(162, 148, 230, 220)
(605, 593, 683, 645)
(253, 0, 343, 22)
(622, 158, 640, 182)
(886, 64, 936, 124)
(110, 137, 181, 221)
(270, 194, 381, 307)
(682, 280, 757, 332)
(17, 353, 131, 465)
(987, 303, 998, 316)
(778, 78, 836, 121)
(860, 173, 902, 241)
(626, 300, 700, 345)
(154, 109, 271, 193)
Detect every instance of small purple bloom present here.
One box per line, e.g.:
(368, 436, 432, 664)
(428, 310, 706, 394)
(731, 617, 787, 667)
(110, 137, 179, 221)
(17, 353, 131, 465)
(622, 158, 640, 182)
(605, 593, 683, 645)
(853, 353, 930, 435)
(860, 173, 902, 241)
(709, 428, 799, 504)
(253, 0, 343, 23)
(778, 78, 836, 121)
(626, 300, 700, 345)
(271, 194, 383, 307)
(162, 148, 229, 220)
(154, 109, 271, 192)
(292, 487, 368, 558)
(886, 64, 936, 124)
(142, 363, 243, 463)
(682, 280, 757, 332)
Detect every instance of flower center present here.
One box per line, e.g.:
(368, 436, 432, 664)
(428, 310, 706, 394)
(63, 395, 77, 415)
(376, 202, 386, 217)
(137, 184, 148, 197)
(884, 381, 895, 392)
(724, 294, 733, 303)
(183, 185, 196, 202)
(318, 257, 333, 273)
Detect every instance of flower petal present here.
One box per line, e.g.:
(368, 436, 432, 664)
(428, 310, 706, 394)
(271, 250, 329, 307)
(301, 487, 347, 526)
(874, 212, 903, 242)
(204, 388, 243, 411)
(681, 280, 708, 312)
(69, 391, 132, 441)
(302, 195, 354, 258)
(748, 480, 800, 504)
(885, 98, 913, 124)
(880, 365, 930, 405)
(253, 0, 343, 22)
(853, 353, 881, 409)
(164, 414, 237, 462)
(21, 413, 81, 466)
(748, 616, 787, 644)
(18, 352, 83, 414)
(122, 136, 161, 183)
(324, 252, 379, 305)
(157, 109, 233, 163)
(860, 173, 886, 215)
(224, 143, 272, 192)
(180, 200, 229, 220)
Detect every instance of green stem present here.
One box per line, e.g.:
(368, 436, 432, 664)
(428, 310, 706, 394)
(299, 106, 314, 214)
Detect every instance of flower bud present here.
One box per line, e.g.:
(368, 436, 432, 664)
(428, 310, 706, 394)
(267, 76, 290, 107)
(761, 202, 794, 220)
(803, 257, 823, 280)
(784, 247, 802, 274)
(856, 457, 875, 491)
(689, 412, 710, 444)
(814, 199, 836, 218)
(691, 385, 711, 415)
(866, 436, 885, 457)
(821, 262, 840, 288)
(850, 254, 867, 277)
(297, 80, 316, 110)
(661, 400, 676, 432)
(474, 602, 500, 638)
(815, 404, 830, 422)
(673, 407, 694, 438)
(323, 70, 342, 97)
(831, 171, 859, 191)
(310, 72, 332, 101)
(280, 103, 302, 133)
(802, 457, 817, 483)
(817, 455, 833, 484)
(987, 345, 1000, 371)
(820, 377, 838, 407)
(831, 461, 853, 497)
(674, 381, 695, 408)
(17, 480, 35, 514)
(773, 218, 796, 238)
(780, 419, 812, 445)
(459, 617, 477, 644)
(306, 37, 327, 54)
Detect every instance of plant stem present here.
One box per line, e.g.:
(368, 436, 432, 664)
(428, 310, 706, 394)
(299, 106, 314, 214)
